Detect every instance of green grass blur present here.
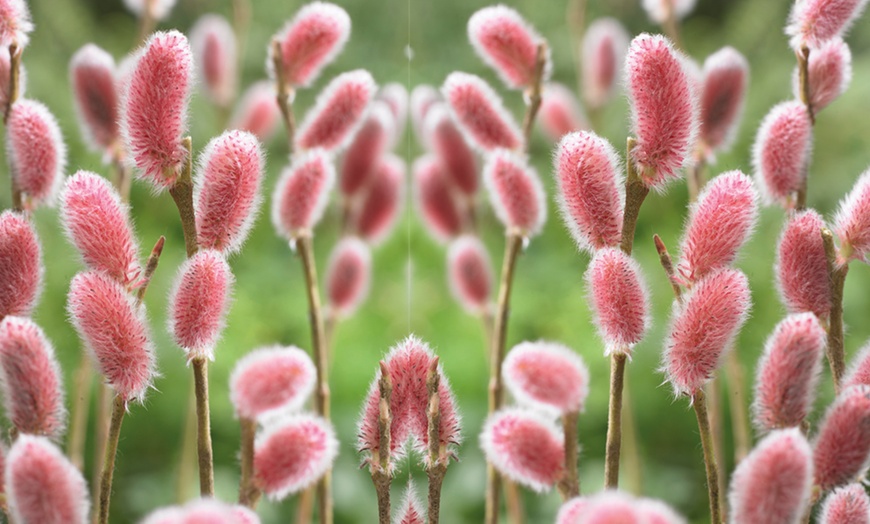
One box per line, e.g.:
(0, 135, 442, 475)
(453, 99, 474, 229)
(3, 0, 870, 522)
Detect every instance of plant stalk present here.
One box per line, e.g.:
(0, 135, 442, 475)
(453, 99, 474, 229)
(97, 395, 126, 524)
(604, 352, 627, 488)
(520, 44, 548, 151)
(372, 361, 392, 524)
(725, 350, 752, 462)
(822, 228, 848, 393)
(558, 410, 580, 499)
(271, 40, 297, 154)
(238, 416, 261, 508)
(427, 358, 449, 524)
(692, 389, 722, 524)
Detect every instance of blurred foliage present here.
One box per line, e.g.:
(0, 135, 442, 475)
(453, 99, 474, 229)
(2, 0, 870, 522)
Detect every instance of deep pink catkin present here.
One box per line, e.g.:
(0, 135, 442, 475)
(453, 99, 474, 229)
(413, 155, 465, 242)
(480, 408, 564, 492)
(664, 268, 751, 396)
(191, 14, 237, 107)
(582, 18, 629, 109)
(7, 99, 66, 207)
(728, 428, 813, 524)
(69, 44, 120, 153)
(814, 385, 870, 491)
(447, 235, 493, 314)
(67, 271, 155, 402)
(585, 247, 650, 355)
(794, 38, 852, 113)
(752, 313, 826, 432)
(230, 81, 281, 141)
(0, 317, 65, 439)
(699, 46, 749, 154)
(60, 171, 141, 285)
(425, 103, 478, 196)
(168, 249, 233, 361)
(0, 210, 42, 319)
(5, 435, 89, 524)
(776, 210, 832, 318)
(0, 0, 31, 47)
(502, 341, 589, 414)
(269, 2, 351, 88)
(820, 484, 870, 524)
(786, 0, 869, 49)
(325, 237, 372, 318)
(339, 100, 393, 197)
(554, 131, 623, 252)
(483, 149, 546, 236)
(844, 343, 870, 390)
(122, 30, 193, 189)
(834, 168, 870, 262)
(626, 34, 698, 188)
(467, 5, 550, 90)
(378, 82, 408, 147)
(254, 413, 339, 500)
(537, 83, 586, 142)
(272, 148, 335, 240)
(295, 69, 376, 152)
(410, 84, 440, 146)
(230, 345, 317, 420)
(351, 154, 405, 245)
(641, 0, 698, 23)
(677, 170, 759, 282)
(395, 483, 425, 524)
(194, 130, 264, 254)
(442, 72, 523, 152)
(122, 0, 176, 21)
(752, 101, 812, 207)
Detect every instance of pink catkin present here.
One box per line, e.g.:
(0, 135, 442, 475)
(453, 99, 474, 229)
(677, 170, 759, 282)
(776, 210, 832, 318)
(502, 341, 589, 414)
(585, 247, 651, 355)
(0, 317, 65, 439)
(820, 484, 870, 524)
(7, 99, 66, 208)
(230, 345, 317, 420)
(582, 18, 629, 109)
(447, 235, 493, 314)
(844, 342, 870, 390)
(637, 498, 687, 524)
(230, 81, 281, 141)
(194, 130, 264, 254)
(813, 385, 870, 491)
(413, 155, 465, 242)
(467, 5, 550, 90)
(538, 83, 587, 142)
(786, 0, 869, 49)
(395, 483, 425, 524)
(641, 0, 698, 23)
(122, 0, 176, 21)
(5, 435, 89, 524)
(339, 100, 393, 196)
(728, 428, 813, 524)
(67, 271, 155, 402)
(254, 413, 339, 500)
(271, 148, 335, 240)
(295, 69, 377, 152)
(626, 34, 698, 188)
(122, 31, 193, 189)
(752, 101, 812, 207)
(351, 154, 405, 245)
(664, 268, 751, 396)
(69, 44, 120, 153)
(191, 14, 237, 107)
(834, 168, 870, 262)
(0, 210, 42, 319)
(483, 149, 546, 236)
(479, 408, 564, 492)
(425, 103, 478, 196)
(699, 46, 749, 153)
(325, 237, 372, 318)
(0, 0, 31, 47)
(577, 491, 644, 524)
(442, 72, 523, 152)
(410, 84, 440, 146)
(141, 500, 260, 524)
(269, 2, 350, 88)
(554, 131, 624, 252)
(168, 249, 233, 361)
(752, 313, 826, 432)
(556, 497, 589, 524)
(60, 171, 141, 285)
(794, 38, 852, 113)
(378, 82, 408, 147)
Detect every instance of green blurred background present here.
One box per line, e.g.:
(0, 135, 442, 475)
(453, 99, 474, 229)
(2, 0, 870, 522)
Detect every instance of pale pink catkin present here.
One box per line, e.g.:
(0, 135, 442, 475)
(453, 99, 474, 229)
(413, 155, 465, 242)
(7, 99, 66, 208)
(582, 18, 629, 109)
(699, 46, 749, 154)
(844, 342, 870, 390)
(325, 237, 372, 318)
(752, 101, 812, 207)
(69, 44, 121, 153)
(569, 491, 643, 524)
(395, 483, 425, 524)
(467, 5, 550, 89)
(191, 14, 237, 107)
(556, 497, 589, 524)
(502, 341, 589, 414)
(794, 38, 852, 113)
(834, 168, 870, 262)
(820, 484, 870, 524)
(230, 81, 281, 141)
(378, 82, 408, 147)
(230, 345, 317, 420)
(351, 154, 405, 245)
(410, 84, 440, 147)
(141, 499, 260, 524)
(339, 100, 394, 197)
(447, 235, 493, 314)
(0, 0, 32, 47)
(425, 103, 478, 196)
(295, 69, 377, 152)
(483, 149, 546, 236)
(442, 72, 523, 152)
(642, 0, 698, 24)
(786, 0, 869, 49)
(271, 148, 335, 240)
(813, 385, 870, 491)
(537, 83, 587, 142)
(775, 210, 832, 318)
(122, 0, 176, 21)
(0, 210, 42, 319)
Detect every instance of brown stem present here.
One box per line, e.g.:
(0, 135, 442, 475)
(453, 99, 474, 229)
(796, 46, 815, 125)
(176, 383, 197, 503)
(136, 0, 157, 46)
(707, 380, 727, 519)
(822, 228, 848, 393)
(271, 40, 297, 154)
(693, 389, 722, 524)
(192, 357, 214, 496)
(112, 148, 132, 204)
(4, 43, 21, 124)
(521, 44, 548, 151)
(621, 138, 650, 256)
(427, 358, 449, 524)
(371, 361, 392, 524)
(725, 349, 752, 461)
(558, 411, 580, 499)
(67, 359, 92, 470)
(168, 137, 197, 258)
(238, 417, 261, 508)
(135, 236, 166, 303)
(688, 155, 707, 204)
(604, 352, 627, 488)
(295, 488, 316, 524)
(97, 396, 126, 524)
(661, 0, 683, 50)
(91, 384, 111, 524)
(485, 231, 524, 524)
(653, 234, 683, 301)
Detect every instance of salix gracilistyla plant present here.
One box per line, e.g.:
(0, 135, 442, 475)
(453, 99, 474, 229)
(819, 484, 870, 524)
(813, 385, 870, 494)
(6, 98, 66, 212)
(0, 210, 42, 319)
(446, 235, 493, 319)
(190, 14, 237, 111)
(580, 18, 629, 119)
(230, 81, 281, 142)
(0, 0, 31, 182)
(338, 100, 393, 202)
(346, 154, 405, 245)
(357, 337, 461, 524)
(324, 237, 372, 322)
